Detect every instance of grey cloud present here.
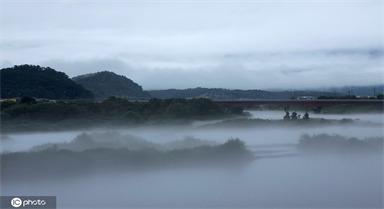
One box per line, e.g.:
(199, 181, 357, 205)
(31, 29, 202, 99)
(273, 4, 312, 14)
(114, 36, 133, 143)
(325, 48, 383, 58)
(368, 50, 384, 59)
(33, 46, 383, 90)
(2, 41, 43, 50)
(280, 68, 310, 75)
(0, 60, 14, 69)
(43, 58, 135, 78)
(2, 1, 382, 89)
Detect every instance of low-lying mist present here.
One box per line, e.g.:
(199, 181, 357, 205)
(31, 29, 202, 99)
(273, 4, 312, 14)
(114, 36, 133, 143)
(1, 132, 254, 182)
(1, 112, 383, 209)
(2, 140, 382, 208)
(298, 133, 383, 154)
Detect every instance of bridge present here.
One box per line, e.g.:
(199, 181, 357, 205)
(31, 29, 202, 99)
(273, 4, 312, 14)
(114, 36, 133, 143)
(214, 99, 384, 112)
(214, 99, 384, 107)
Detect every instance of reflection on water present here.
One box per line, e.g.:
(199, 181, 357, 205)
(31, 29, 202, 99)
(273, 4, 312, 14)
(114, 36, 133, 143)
(2, 154, 382, 209)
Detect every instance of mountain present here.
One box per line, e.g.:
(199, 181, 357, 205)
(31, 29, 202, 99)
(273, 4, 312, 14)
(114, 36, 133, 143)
(72, 71, 150, 99)
(0, 65, 93, 99)
(148, 87, 339, 100)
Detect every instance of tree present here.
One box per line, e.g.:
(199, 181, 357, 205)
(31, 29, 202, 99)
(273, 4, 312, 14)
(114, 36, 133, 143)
(222, 138, 245, 150)
(164, 103, 192, 118)
(19, 96, 37, 105)
(123, 111, 142, 122)
(72, 71, 150, 99)
(1, 65, 93, 99)
(229, 106, 244, 114)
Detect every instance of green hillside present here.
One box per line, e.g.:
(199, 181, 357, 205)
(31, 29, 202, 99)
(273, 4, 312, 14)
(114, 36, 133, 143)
(1, 65, 93, 99)
(72, 71, 150, 99)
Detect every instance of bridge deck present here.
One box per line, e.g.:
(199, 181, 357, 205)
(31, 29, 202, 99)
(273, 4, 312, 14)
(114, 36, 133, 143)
(214, 100, 384, 107)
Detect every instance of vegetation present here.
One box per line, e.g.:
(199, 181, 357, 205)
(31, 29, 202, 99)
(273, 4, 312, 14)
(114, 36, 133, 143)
(1, 138, 254, 181)
(19, 96, 37, 105)
(30, 132, 219, 152)
(148, 87, 337, 100)
(0, 97, 242, 132)
(1, 65, 93, 99)
(72, 71, 150, 99)
(298, 134, 383, 154)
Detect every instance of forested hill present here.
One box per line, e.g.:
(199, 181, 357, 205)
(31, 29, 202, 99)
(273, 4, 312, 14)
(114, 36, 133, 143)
(148, 88, 338, 100)
(72, 71, 150, 99)
(0, 65, 93, 99)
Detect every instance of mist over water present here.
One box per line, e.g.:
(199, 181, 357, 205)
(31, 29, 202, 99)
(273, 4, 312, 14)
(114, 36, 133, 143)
(1, 111, 383, 152)
(1, 111, 383, 208)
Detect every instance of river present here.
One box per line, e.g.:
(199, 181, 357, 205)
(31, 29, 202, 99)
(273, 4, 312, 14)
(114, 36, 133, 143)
(1, 111, 383, 208)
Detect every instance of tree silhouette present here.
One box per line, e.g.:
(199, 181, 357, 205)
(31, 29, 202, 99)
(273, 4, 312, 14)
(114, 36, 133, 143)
(20, 96, 36, 105)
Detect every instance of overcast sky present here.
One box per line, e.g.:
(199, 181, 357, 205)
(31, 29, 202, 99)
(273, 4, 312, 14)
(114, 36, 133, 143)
(1, 0, 383, 90)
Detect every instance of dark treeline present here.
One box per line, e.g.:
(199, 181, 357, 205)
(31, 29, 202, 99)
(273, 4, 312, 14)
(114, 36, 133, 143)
(1, 138, 254, 181)
(148, 87, 339, 100)
(1, 97, 243, 132)
(1, 97, 240, 121)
